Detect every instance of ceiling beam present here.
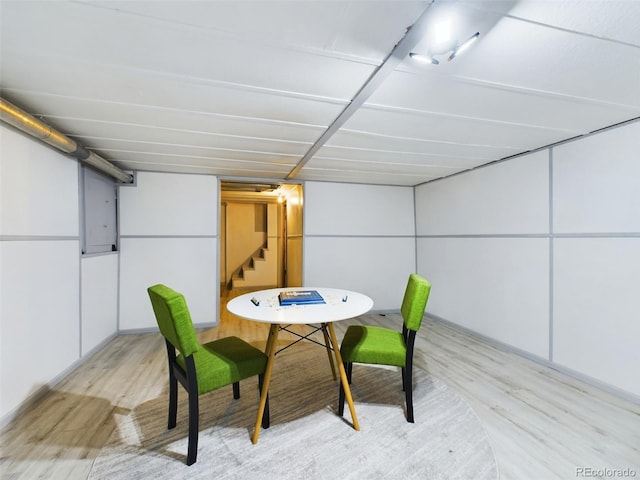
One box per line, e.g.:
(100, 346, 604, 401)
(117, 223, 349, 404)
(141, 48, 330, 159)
(286, 0, 436, 180)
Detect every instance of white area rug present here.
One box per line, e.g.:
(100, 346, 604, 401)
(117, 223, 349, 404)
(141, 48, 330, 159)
(88, 345, 498, 479)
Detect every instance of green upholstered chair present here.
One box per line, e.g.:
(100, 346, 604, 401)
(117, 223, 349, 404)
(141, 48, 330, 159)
(338, 273, 431, 423)
(147, 284, 269, 465)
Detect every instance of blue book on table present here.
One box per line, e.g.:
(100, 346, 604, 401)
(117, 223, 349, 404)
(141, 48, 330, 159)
(279, 290, 325, 306)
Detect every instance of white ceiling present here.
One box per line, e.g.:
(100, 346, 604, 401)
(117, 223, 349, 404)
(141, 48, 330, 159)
(1, 0, 639, 186)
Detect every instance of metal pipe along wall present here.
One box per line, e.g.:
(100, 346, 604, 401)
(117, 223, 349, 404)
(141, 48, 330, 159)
(0, 97, 133, 183)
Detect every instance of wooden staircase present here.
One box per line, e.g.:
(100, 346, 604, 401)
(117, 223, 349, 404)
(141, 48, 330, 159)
(231, 241, 277, 289)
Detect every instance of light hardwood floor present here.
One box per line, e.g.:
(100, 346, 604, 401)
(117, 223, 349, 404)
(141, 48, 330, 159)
(1, 289, 638, 479)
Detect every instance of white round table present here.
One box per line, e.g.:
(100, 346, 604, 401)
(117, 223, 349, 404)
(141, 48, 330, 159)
(227, 287, 373, 443)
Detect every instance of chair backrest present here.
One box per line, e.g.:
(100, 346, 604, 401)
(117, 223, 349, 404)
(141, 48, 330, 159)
(147, 284, 200, 357)
(400, 273, 431, 332)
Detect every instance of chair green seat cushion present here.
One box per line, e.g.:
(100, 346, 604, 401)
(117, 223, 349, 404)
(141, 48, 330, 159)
(177, 336, 267, 394)
(340, 325, 406, 367)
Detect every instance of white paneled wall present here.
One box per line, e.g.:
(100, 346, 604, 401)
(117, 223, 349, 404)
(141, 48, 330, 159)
(553, 124, 640, 233)
(118, 172, 218, 330)
(551, 122, 640, 397)
(416, 150, 550, 235)
(1, 241, 80, 417)
(1, 127, 79, 237)
(417, 151, 551, 359)
(119, 237, 217, 329)
(81, 254, 118, 355)
(306, 236, 416, 308)
(0, 126, 83, 420)
(304, 182, 415, 310)
(416, 121, 640, 399)
(554, 238, 640, 396)
(419, 237, 550, 358)
(119, 172, 218, 236)
(305, 182, 416, 236)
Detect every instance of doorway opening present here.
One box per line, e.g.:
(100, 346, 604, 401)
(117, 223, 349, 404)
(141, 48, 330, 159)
(219, 181, 303, 305)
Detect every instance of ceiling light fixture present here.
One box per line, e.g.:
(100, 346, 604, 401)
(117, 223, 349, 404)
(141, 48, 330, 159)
(448, 32, 480, 61)
(409, 52, 439, 65)
(410, 31, 480, 66)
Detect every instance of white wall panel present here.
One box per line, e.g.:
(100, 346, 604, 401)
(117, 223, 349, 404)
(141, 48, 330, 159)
(0, 126, 79, 236)
(418, 237, 550, 358)
(304, 182, 414, 236)
(416, 151, 549, 235)
(304, 237, 416, 311)
(0, 241, 80, 417)
(119, 172, 218, 236)
(553, 238, 640, 396)
(81, 254, 118, 355)
(119, 237, 217, 330)
(553, 123, 640, 233)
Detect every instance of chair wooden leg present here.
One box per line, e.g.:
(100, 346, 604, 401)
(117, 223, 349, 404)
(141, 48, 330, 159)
(233, 381, 240, 399)
(338, 362, 352, 416)
(183, 354, 200, 465)
(338, 368, 345, 416)
(258, 374, 270, 429)
(165, 341, 179, 430)
(168, 370, 178, 430)
(405, 361, 414, 423)
(186, 391, 199, 465)
(405, 330, 416, 423)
